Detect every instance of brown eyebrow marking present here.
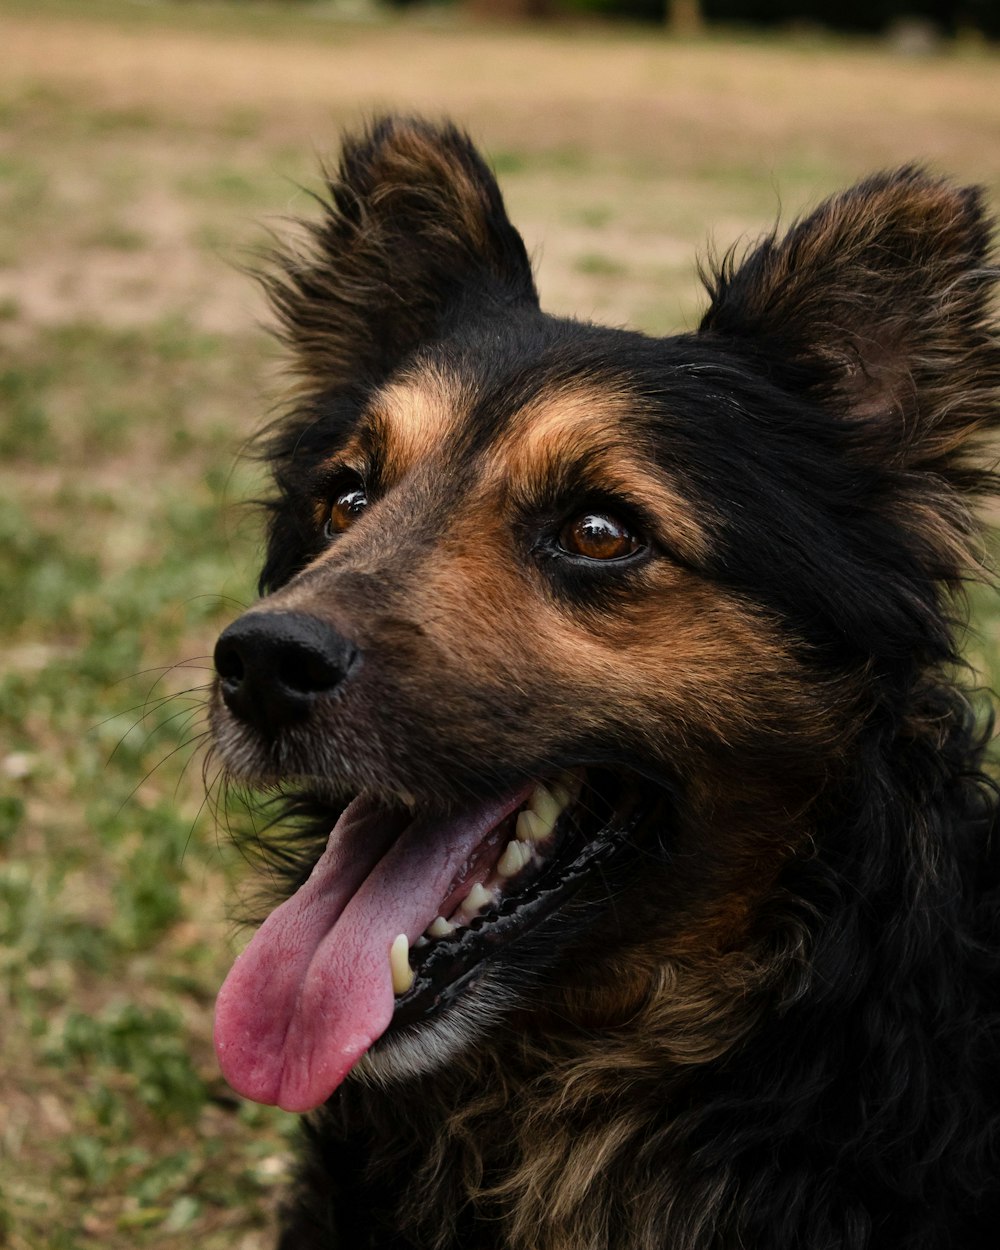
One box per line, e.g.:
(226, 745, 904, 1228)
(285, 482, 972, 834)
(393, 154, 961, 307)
(311, 367, 468, 535)
(365, 368, 468, 481)
(488, 385, 713, 566)
(315, 366, 467, 487)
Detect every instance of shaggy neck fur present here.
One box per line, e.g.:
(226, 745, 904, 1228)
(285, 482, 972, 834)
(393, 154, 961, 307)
(276, 677, 999, 1250)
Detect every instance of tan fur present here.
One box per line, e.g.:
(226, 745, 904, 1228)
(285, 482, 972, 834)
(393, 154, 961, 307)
(372, 369, 468, 477)
(262, 118, 536, 391)
(365, 125, 493, 256)
(492, 385, 713, 567)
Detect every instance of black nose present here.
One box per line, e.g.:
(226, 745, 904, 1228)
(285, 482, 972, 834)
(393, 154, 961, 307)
(213, 611, 359, 733)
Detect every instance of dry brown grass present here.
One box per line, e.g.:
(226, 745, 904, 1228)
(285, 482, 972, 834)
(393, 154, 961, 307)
(4, 5, 999, 334)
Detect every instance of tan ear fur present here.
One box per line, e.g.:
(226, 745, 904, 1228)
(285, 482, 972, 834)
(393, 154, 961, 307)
(701, 169, 1000, 488)
(263, 115, 538, 390)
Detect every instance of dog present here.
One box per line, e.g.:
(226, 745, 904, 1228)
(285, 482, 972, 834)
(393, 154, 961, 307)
(209, 116, 1000, 1249)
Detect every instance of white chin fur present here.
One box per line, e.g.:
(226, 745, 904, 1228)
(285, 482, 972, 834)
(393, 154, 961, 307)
(351, 973, 516, 1089)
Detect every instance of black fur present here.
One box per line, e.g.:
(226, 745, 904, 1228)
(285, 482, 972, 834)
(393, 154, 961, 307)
(212, 118, 1000, 1249)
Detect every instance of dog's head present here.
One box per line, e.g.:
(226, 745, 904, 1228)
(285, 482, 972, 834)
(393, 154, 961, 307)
(210, 117, 999, 1112)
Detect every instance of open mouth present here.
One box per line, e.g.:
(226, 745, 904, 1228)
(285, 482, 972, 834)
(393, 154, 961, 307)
(214, 767, 643, 1112)
(393, 769, 639, 1024)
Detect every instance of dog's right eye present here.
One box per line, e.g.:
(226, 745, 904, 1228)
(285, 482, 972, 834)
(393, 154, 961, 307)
(558, 512, 643, 562)
(325, 484, 368, 538)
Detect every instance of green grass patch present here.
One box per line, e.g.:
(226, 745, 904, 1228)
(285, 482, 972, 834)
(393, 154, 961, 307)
(79, 222, 149, 252)
(574, 250, 629, 278)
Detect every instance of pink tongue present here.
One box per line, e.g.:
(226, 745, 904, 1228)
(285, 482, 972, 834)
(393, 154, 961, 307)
(214, 789, 525, 1112)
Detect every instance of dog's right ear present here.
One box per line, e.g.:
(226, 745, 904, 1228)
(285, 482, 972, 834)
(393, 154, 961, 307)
(265, 116, 538, 388)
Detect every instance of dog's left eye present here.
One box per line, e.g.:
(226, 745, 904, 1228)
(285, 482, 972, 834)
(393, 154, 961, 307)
(559, 512, 642, 561)
(325, 485, 368, 537)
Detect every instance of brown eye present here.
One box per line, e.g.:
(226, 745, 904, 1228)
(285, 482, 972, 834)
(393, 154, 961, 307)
(326, 486, 368, 536)
(559, 512, 642, 561)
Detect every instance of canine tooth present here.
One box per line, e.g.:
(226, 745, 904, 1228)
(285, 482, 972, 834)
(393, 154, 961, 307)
(529, 784, 563, 828)
(427, 915, 455, 939)
(516, 809, 552, 843)
(498, 839, 528, 878)
(463, 882, 493, 914)
(389, 933, 414, 996)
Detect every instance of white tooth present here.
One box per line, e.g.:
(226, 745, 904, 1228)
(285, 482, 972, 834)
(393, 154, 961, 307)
(389, 933, 414, 995)
(427, 915, 455, 939)
(516, 809, 552, 844)
(529, 784, 562, 828)
(497, 839, 528, 878)
(463, 882, 493, 914)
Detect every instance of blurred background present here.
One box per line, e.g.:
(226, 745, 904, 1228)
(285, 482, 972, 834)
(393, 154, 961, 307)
(1, 1, 998, 1246)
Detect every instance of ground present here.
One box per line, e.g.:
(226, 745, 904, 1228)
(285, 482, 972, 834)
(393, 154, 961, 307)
(1, 3, 999, 1246)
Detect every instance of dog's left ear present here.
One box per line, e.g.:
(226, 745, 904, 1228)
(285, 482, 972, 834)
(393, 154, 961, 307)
(700, 168, 1000, 490)
(266, 116, 538, 389)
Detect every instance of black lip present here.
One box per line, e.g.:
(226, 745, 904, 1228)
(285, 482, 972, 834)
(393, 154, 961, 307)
(389, 778, 648, 1029)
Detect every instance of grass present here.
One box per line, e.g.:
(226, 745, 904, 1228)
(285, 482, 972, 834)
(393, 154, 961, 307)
(1, 2, 998, 1246)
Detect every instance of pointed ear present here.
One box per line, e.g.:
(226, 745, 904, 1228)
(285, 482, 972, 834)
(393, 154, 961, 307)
(700, 169, 1000, 488)
(266, 115, 538, 387)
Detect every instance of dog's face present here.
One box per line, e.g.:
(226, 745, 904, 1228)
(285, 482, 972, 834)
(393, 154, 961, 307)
(210, 119, 996, 1112)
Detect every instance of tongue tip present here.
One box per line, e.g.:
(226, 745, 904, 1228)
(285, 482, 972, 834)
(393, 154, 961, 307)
(214, 998, 384, 1112)
(274, 1050, 356, 1112)
(214, 1032, 341, 1112)
(213, 1028, 280, 1107)
(275, 1078, 343, 1113)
